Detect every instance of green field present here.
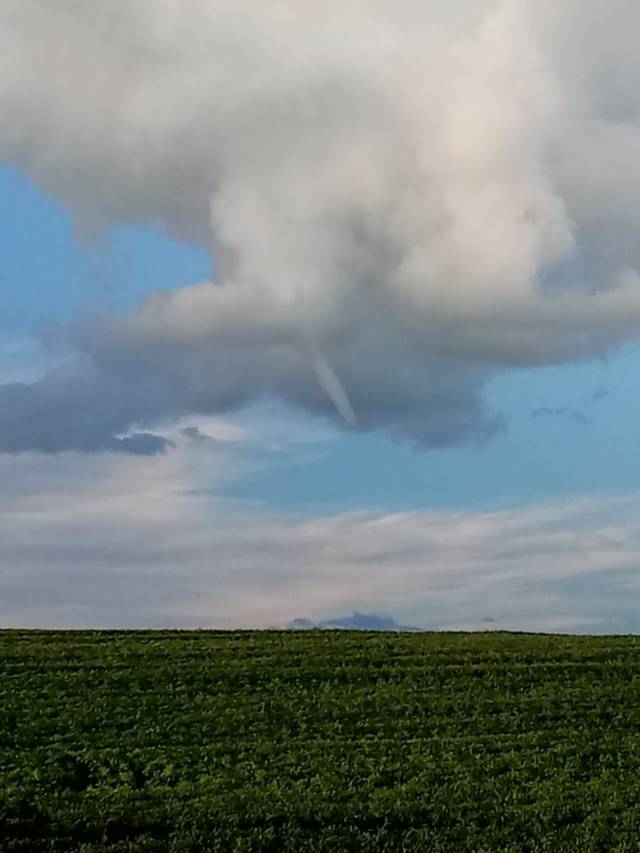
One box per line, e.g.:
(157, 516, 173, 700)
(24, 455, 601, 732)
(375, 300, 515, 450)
(2, 630, 640, 851)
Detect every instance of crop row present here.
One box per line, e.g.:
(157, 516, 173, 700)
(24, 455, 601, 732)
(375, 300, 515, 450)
(2, 631, 640, 851)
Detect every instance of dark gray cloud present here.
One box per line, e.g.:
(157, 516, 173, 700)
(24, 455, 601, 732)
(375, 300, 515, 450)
(179, 426, 212, 445)
(0, 358, 172, 455)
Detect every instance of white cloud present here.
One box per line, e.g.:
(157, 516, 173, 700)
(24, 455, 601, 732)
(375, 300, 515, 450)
(3, 2, 640, 450)
(1, 440, 639, 631)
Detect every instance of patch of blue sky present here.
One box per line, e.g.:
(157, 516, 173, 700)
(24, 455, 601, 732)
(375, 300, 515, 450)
(0, 164, 210, 336)
(0, 164, 86, 332)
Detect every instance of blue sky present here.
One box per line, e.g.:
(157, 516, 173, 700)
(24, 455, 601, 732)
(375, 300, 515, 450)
(0, 165, 212, 332)
(2, 1, 640, 631)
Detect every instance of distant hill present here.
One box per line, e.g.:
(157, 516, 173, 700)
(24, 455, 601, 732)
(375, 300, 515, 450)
(288, 610, 421, 631)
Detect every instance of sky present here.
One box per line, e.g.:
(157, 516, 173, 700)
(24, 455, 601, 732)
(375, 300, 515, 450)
(2, 0, 640, 631)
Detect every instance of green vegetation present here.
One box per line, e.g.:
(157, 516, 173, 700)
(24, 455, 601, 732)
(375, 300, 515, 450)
(2, 630, 640, 851)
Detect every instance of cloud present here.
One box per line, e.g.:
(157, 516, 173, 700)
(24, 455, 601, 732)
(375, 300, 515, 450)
(289, 612, 420, 631)
(531, 406, 592, 426)
(1, 440, 640, 631)
(530, 380, 614, 427)
(0, 333, 60, 383)
(3, 2, 640, 450)
(0, 357, 173, 454)
(108, 432, 172, 456)
(585, 385, 610, 406)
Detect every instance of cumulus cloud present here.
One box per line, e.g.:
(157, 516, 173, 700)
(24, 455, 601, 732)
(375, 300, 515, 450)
(2, 1, 640, 450)
(1, 441, 640, 630)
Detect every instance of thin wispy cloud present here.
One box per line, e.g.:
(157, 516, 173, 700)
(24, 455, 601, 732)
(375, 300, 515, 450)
(1, 436, 639, 632)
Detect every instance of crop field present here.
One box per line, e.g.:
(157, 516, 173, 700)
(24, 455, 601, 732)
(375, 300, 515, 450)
(2, 631, 640, 852)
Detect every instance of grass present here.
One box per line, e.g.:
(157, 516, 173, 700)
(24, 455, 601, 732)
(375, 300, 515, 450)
(2, 629, 640, 851)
